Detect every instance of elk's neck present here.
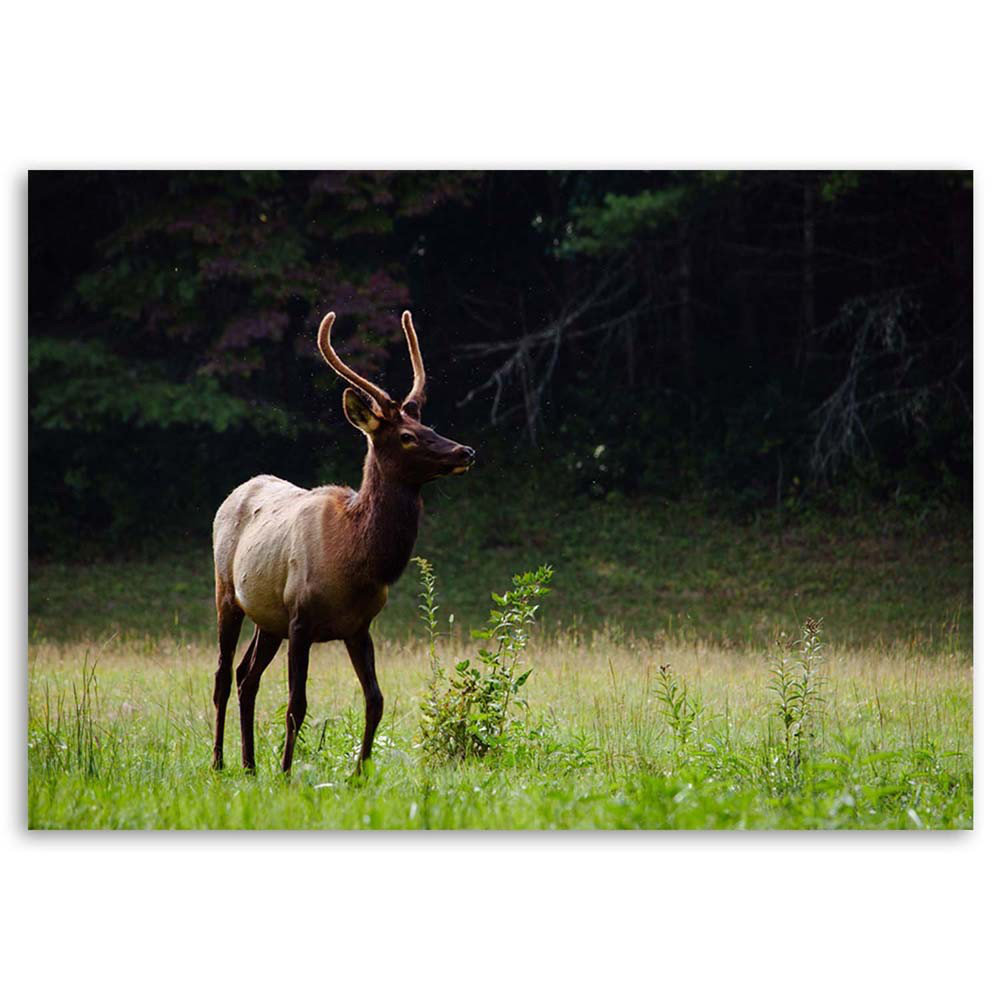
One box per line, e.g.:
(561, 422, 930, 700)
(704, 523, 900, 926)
(353, 451, 423, 585)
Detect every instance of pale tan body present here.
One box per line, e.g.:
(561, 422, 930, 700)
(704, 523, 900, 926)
(214, 475, 387, 643)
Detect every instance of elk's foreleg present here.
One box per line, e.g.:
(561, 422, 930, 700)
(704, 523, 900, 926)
(345, 628, 383, 776)
(281, 619, 311, 773)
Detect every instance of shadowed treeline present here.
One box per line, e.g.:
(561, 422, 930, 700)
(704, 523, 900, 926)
(29, 170, 971, 555)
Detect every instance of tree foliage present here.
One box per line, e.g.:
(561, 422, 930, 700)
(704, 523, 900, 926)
(29, 170, 971, 553)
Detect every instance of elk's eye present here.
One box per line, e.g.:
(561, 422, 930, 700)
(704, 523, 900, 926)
(400, 432, 416, 445)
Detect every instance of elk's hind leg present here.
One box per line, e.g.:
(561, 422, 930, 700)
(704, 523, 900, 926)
(237, 626, 282, 773)
(212, 591, 244, 770)
(281, 618, 311, 773)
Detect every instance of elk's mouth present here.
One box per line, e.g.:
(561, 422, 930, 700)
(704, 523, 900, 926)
(447, 446, 475, 476)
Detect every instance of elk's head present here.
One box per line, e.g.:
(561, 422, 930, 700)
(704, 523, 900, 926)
(317, 311, 476, 485)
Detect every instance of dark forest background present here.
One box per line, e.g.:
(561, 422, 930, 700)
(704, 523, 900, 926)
(28, 170, 972, 557)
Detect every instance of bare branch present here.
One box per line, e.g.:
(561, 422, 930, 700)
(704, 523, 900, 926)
(809, 289, 943, 478)
(453, 263, 642, 439)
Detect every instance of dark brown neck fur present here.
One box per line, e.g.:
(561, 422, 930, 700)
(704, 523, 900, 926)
(352, 448, 423, 585)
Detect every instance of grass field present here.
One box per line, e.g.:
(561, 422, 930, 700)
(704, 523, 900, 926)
(27, 491, 972, 830)
(28, 630, 971, 829)
(29, 473, 972, 649)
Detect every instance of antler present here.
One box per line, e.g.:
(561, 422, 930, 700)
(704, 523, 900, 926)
(401, 310, 426, 412)
(316, 312, 396, 416)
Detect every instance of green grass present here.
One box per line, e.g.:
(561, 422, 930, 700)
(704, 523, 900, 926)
(27, 478, 972, 830)
(28, 627, 971, 830)
(29, 468, 972, 651)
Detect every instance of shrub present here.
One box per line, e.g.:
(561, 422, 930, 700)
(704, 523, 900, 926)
(418, 563, 553, 763)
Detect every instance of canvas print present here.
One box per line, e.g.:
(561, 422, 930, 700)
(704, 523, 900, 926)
(27, 170, 972, 829)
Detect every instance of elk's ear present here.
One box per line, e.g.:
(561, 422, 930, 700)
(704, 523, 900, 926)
(343, 388, 383, 435)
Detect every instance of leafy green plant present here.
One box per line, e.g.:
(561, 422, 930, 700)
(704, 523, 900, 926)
(655, 664, 703, 759)
(768, 617, 825, 771)
(419, 564, 553, 762)
(413, 556, 442, 675)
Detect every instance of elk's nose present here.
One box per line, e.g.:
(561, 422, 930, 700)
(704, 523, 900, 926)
(462, 447, 476, 464)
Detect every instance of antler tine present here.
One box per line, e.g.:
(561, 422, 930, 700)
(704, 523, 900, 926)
(316, 312, 396, 415)
(401, 310, 426, 408)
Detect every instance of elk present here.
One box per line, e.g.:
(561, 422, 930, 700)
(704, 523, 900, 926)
(211, 310, 475, 775)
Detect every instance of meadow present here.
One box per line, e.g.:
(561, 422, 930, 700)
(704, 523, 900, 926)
(27, 630, 969, 829)
(27, 478, 972, 831)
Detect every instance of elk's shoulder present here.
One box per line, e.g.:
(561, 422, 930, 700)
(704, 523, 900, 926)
(311, 484, 358, 528)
